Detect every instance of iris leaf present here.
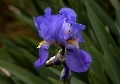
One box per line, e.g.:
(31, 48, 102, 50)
(0, 60, 44, 84)
(86, 0, 119, 36)
(48, 77, 59, 84)
(89, 70, 106, 84)
(86, 2, 120, 84)
(109, 45, 120, 61)
(109, 0, 120, 27)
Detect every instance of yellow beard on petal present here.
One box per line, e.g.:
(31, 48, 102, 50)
(37, 39, 79, 49)
(37, 40, 57, 48)
(66, 39, 79, 48)
(37, 40, 47, 48)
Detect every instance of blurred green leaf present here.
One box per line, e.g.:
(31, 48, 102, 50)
(89, 70, 106, 84)
(86, 0, 119, 36)
(30, 0, 44, 15)
(0, 60, 44, 84)
(48, 77, 59, 84)
(89, 46, 108, 84)
(0, 34, 18, 49)
(109, 0, 120, 10)
(109, 0, 120, 27)
(0, 48, 13, 62)
(71, 77, 86, 84)
(14, 36, 39, 55)
(86, 2, 120, 84)
(110, 45, 120, 61)
(0, 74, 14, 84)
(15, 13, 35, 29)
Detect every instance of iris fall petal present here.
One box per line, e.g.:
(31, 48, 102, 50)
(34, 43, 50, 69)
(65, 44, 92, 72)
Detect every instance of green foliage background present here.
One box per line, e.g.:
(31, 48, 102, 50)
(0, 0, 120, 84)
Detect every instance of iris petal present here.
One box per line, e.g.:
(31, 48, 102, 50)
(33, 7, 56, 42)
(40, 19, 55, 42)
(65, 44, 92, 72)
(60, 63, 71, 84)
(34, 14, 65, 43)
(44, 7, 51, 14)
(76, 35, 85, 42)
(61, 20, 85, 42)
(33, 16, 42, 36)
(33, 7, 52, 37)
(71, 23, 85, 42)
(72, 23, 85, 31)
(80, 50, 92, 71)
(34, 43, 50, 69)
(55, 16, 65, 44)
(59, 8, 76, 23)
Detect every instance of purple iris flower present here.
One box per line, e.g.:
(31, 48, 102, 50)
(33, 7, 92, 73)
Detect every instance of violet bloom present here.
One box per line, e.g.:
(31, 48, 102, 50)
(33, 7, 92, 73)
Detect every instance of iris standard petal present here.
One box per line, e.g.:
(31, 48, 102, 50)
(76, 35, 85, 42)
(34, 43, 50, 69)
(39, 14, 65, 42)
(72, 23, 85, 31)
(65, 44, 92, 72)
(59, 8, 77, 23)
(33, 7, 52, 37)
(61, 20, 85, 43)
(54, 15, 67, 44)
(71, 23, 85, 42)
(33, 16, 43, 36)
(61, 20, 72, 41)
(44, 7, 51, 14)
(37, 14, 66, 42)
(33, 7, 57, 42)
